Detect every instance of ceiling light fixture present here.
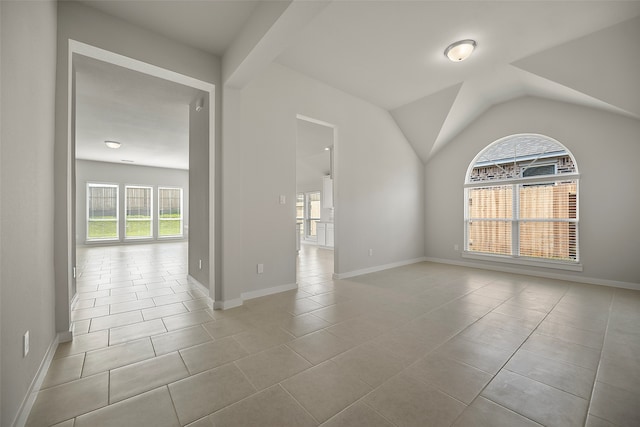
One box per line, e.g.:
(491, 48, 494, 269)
(444, 39, 477, 62)
(104, 140, 121, 149)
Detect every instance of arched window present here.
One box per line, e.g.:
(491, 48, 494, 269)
(464, 134, 580, 268)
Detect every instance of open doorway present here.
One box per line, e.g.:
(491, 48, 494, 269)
(67, 42, 216, 334)
(295, 116, 336, 284)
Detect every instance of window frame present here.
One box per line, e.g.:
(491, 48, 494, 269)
(158, 187, 184, 238)
(463, 134, 581, 271)
(124, 185, 153, 240)
(304, 191, 321, 240)
(86, 182, 120, 242)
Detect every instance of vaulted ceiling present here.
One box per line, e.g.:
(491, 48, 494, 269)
(76, 0, 640, 166)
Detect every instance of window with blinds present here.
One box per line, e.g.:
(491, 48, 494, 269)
(125, 186, 153, 239)
(465, 134, 579, 264)
(87, 183, 119, 240)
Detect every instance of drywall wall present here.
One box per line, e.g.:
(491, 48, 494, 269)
(425, 96, 640, 285)
(189, 96, 210, 285)
(222, 62, 424, 299)
(55, 1, 221, 334)
(75, 160, 189, 244)
(1, 1, 58, 425)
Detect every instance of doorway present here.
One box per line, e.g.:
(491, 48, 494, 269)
(295, 115, 336, 284)
(67, 42, 216, 325)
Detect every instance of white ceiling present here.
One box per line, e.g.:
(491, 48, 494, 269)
(74, 0, 640, 167)
(75, 55, 204, 170)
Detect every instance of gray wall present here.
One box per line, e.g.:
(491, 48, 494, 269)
(189, 96, 210, 285)
(1, 1, 58, 425)
(56, 1, 221, 335)
(75, 160, 189, 244)
(221, 62, 425, 301)
(425, 96, 640, 286)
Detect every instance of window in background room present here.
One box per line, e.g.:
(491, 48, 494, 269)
(87, 183, 119, 241)
(465, 134, 579, 265)
(158, 187, 183, 237)
(305, 191, 321, 239)
(125, 186, 152, 239)
(296, 193, 305, 237)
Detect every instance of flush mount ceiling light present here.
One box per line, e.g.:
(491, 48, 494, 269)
(444, 39, 477, 62)
(104, 140, 121, 149)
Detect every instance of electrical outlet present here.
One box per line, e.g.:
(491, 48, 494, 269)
(279, 195, 286, 205)
(24, 331, 30, 357)
(454, 244, 459, 251)
(257, 263, 264, 274)
(368, 249, 373, 257)
(198, 259, 202, 270)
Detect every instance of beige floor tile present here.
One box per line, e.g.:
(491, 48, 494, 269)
(71, 305, 110, 321)
(544, 311, 608, 334)
(75, 386, 179, 427)
(109, 298, 156, 314)
(72, 319, 91, 335)
(281, 313, 331, 337)
(311, 304, 363, 324)
(235, 345, 311, 390)
(162, 309, 214, 331)
(184, 417, 215, 427)
(287, 330, 354, 364)
(325, 317, 387, 344)
(321, 402, 393, 427)
(406, 352, 493, 404)
(50, 420, 75, 427)
(505, 349, 596, 399)
(168, 363, 256, 425)
(141, 302, 188, 320)
(459, 321, 529, 352)
(536, 319, 605, 349)
(109, 352, 189, 403)
(491, 303, 547, 323)
(434, 335, 515, 375)
(153, 291, 194, 306)
(482, 370, 588, 427)
(282, 360, 371, 423)
(151, 325, 212, 355)
(110, 284, 148, 295)
(521, 333, 601, 370)
(88, 310, 143, 332)
(585, 415, 618, 427)
(233, 327, 295, 354)
(25, 373, 108, 427)
(82, 338, 155, 377)
(596, 355, 640, 394)
(94, 293, 138, 307)
(364, 372, 466, 427)
(183, 298, 211, 311)
(589, 381, 640, 427)
(211, 385, 317, 426)
(41, 354, 85, 389)
(136, 287, 175, 300)
(179, 336, 248, 374)
(202, 317, 250, 338)
(453, 396, 542, 427)
(331, 341, 406, 387)
(108, 319, 166, 345)
(54, 330, 109, 359)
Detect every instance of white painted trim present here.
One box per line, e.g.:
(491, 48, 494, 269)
(187, 275, 214, 310)
(424, 256, 640, 291)
(213, 298, 243, 310)
(12, 334, 60, 427)
(333, 257, 428, 280)
(241, 283, 298, 301)
(462, 252, 583, 272)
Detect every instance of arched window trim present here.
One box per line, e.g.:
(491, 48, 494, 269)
(463, 133, 582, 272)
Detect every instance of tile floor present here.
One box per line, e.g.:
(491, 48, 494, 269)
(25, 242, 640, 426)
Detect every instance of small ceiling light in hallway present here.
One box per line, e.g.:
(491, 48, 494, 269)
(444, 39, 477, 62)
(104, 140, 122, 149)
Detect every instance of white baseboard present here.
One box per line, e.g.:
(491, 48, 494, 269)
(241, 283, 298, 301)
(12, 333, 61, 427)
(424, 256, 640, 291)
(213, 298, 243, 310)
(333, 257, 427, 280)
